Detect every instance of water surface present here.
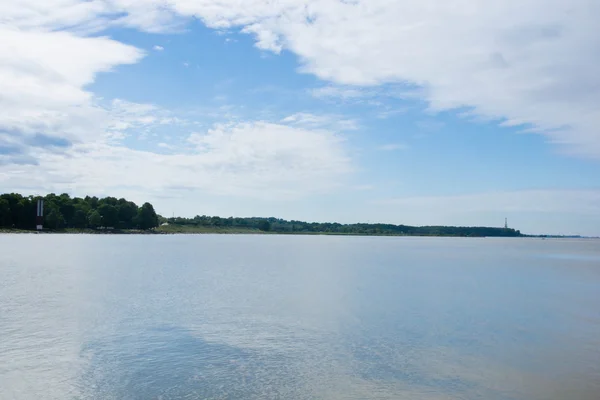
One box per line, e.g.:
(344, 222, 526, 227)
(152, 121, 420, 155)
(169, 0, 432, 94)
(1, 235, 599, 399)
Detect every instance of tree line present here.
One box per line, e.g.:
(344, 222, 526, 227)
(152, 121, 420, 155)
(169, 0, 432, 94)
(167, 215, 522, 237)
(0, 192, 522, 236)
(0, 193, 159, 230)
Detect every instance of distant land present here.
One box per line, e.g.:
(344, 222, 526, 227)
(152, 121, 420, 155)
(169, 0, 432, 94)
(162, 215, 522, 237)
(0, 192, 527, 237)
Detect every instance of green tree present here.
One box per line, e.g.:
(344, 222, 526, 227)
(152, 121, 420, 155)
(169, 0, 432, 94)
(118, 201, 138, 228)
(57, 193, 76, 226)
(258, 220, 271, 232)
(85, 196, 99, 209)
(73, 209, 88, 229)
(45, 209, 65, 230)
(99, 196, 119, 206)
(137, 202, 159, 230)
(0, 198, 10, 227)
(88, 210, 102, 229)
(98, 204, 119, 227)
(15, 198, 35, 229)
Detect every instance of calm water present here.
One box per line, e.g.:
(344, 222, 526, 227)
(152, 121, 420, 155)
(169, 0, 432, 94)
(1, 235, 599, 400)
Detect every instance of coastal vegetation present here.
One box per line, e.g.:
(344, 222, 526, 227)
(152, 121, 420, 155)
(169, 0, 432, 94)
(0, 192, 522, 237)
(164, 215, 522, 237)
(0, 193, 158, 231)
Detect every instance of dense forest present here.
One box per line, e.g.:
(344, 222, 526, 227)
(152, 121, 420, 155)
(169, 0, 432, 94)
(0, 193, 159, 230)
(167, 215, 522, 237)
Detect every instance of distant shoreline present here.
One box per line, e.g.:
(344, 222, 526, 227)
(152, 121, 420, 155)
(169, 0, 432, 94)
(0, 193, 525, 237)
(0, 226, 590, 238)
(0, 226, 492, 237)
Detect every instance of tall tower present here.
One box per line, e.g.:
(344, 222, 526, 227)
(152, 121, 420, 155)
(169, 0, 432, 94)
(36, 199, 44, 230)
(504, 218, 508, 229)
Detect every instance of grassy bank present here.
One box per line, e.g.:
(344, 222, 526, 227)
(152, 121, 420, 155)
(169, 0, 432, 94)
(0, 228, 32, 233)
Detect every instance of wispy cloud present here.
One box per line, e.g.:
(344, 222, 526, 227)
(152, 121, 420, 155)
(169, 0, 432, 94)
(107, 99, 190, 141)
(376, 107, 410, 119)
(310, 86, 365, 100)
(281, 113, 359, 131)
(153, 45, 164, 51)
(157, 142, 175, 150)
(378, 143, 409, 151)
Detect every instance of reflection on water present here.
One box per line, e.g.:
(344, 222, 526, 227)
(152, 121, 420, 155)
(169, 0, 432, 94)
(1, 235, 599, 400)
(79, 326, 302, 400)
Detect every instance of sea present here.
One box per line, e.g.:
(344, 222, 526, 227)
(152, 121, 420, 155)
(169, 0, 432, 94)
(1, 235, 599, 400)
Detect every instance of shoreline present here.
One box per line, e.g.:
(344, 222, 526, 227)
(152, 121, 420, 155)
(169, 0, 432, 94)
(0, 227, 492, 237)
(2, 227, 590, 238)
(0, 227, 559, 238)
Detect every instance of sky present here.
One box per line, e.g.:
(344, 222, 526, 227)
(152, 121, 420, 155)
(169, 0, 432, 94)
(1, 0, 600, 236)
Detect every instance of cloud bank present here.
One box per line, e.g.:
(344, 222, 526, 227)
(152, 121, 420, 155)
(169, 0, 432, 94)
(0, 119, 351, 200)
(132, 0, 600, 157)
(4, 0, 600, 158)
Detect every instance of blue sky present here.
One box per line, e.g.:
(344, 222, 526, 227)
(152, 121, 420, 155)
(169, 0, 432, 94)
(2, 0, 600, 235)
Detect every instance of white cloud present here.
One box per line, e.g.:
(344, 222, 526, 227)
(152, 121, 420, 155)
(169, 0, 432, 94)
(0, 27, 143, 163)
(0, 0, 353, 204)
(0, 1, 145, 162)
(378, 143, 409, 151)
(153, 45, 164, 51)
(310, 86, 365, 100)
(0, 0, 181, 34)
(1, 0, 108, 32)
(281, 112, 358, 131)
(111, 99, 157, 114)
(310, 85, 412, 119)
(376, 108, 410, 120)
(116, 0, 600, 158)
(107, 99, 188, 133)
(0, 120, 351, 201)
(7, 1, 599, 157)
